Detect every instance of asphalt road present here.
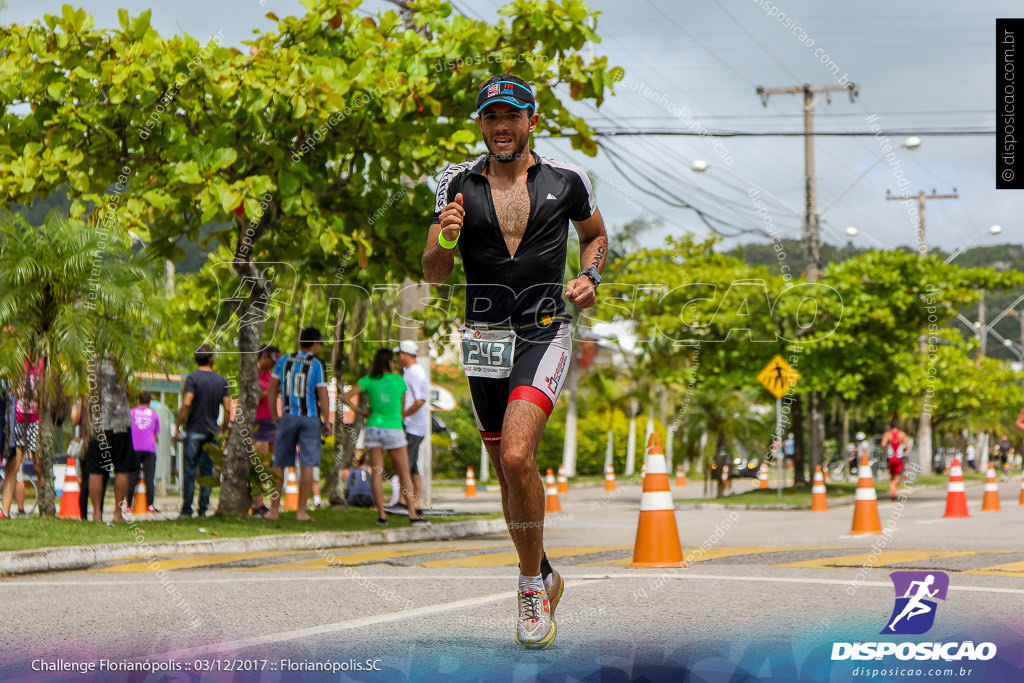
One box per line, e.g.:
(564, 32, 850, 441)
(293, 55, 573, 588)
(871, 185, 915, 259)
(2, 477, 1023, 682)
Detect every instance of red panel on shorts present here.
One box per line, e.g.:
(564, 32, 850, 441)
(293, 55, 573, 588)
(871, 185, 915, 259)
(509, 385, 554, 416)
(480, 431, 502, 445)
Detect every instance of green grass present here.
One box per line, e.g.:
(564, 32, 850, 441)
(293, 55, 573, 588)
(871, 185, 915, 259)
(0, 507, 500, 553)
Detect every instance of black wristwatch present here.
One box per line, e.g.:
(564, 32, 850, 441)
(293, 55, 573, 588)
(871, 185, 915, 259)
(578, 267, 602, 287)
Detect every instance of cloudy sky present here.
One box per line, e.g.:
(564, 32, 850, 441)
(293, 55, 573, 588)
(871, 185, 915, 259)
(5, 0, 1019, 253)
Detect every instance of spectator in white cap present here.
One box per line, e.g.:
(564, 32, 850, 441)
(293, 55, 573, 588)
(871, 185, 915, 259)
(395, 340, 429, 515)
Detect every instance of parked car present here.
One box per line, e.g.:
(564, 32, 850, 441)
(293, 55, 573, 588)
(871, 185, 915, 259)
(710, 447, 760, 478)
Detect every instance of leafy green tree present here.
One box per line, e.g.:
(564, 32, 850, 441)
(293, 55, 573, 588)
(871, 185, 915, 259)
(672, 386, 767, 496)
(0, 0, 619, 514)
(0, 211, 156, 516)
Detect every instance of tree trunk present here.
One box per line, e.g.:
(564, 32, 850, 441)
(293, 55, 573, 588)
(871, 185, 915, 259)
(36, 387, 57, 517)
(561, 362, 580, 477)
(325, 307, 349, 507)
(807, 391, 824, 483)
(792, 395, 806, 485)
(625, 399, 638, 476)
(219, 232, 272, 516)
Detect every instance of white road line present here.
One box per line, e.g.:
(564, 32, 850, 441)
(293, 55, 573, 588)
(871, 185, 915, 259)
(6, 572, 1022, 595)
(152, 580, 611, 660)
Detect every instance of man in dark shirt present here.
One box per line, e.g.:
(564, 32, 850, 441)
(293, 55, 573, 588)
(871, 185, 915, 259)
(422, 74, 608, 650)
(176, 344, 231, 518)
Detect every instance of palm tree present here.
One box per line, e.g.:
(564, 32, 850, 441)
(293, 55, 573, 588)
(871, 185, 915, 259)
(674, 386, 768, 497)
(0, 211, 157, 516)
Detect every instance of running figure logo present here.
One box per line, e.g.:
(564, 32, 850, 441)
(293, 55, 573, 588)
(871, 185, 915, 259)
(881, 571, 949, 635)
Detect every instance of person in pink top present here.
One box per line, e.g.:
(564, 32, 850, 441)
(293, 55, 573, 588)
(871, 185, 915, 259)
(129, 392, 161, 512)
(1, 357, 43, 519)
(250, 345, 280, 517)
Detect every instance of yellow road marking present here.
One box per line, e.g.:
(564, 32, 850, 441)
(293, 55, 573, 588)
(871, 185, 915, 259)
(240, 544, 505, 572)
(97, 551, 296, 573)
(421, 546, 627, 568)
(965, 561, 1024, 578)
(579, 545, 841, 567)
(780, 550, 977, 569)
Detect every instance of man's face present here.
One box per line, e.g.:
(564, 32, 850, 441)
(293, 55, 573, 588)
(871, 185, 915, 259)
(477, 102, 538, 163)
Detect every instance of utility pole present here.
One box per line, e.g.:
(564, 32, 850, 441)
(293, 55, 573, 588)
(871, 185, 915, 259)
(885, 190, 959, 256)
(756, 83, 858, 475)
(886, 189, 958, 473)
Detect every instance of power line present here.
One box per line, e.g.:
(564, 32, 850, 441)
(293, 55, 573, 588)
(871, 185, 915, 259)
(598, 110, 995, 121)
(597, 140, 773, 239)
(582, 128, 993, 138)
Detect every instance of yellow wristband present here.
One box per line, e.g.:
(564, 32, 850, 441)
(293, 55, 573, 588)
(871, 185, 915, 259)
(437, 231, 459, 249)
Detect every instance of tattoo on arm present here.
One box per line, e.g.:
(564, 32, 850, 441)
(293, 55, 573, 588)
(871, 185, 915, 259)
(588, 236, 608, 271)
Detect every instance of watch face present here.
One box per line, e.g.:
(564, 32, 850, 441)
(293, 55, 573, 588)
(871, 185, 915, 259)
(584, 268, 601, 285)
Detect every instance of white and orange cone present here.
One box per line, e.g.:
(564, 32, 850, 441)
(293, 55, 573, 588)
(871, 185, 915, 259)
(605, 463, 616, 492)
(465, 466, 477, 499)
(132, 474, 148, 515)
(544, 468, 562, 514)
(721, 464, 730, 494)
(558, 464, 569, 494)
(981, 466, 1001, 512)
(1018, 472, 1024, 506)
(942, 458, 971, 518)
(630, 433, 687, 568)
(675, 465, 686, 488)
(57, 457, 81, 520)
(810, 465, 828, 512)
(283, 467, 299, 511)
(758, 462, 769, 489)
(850, 453, 882, 534)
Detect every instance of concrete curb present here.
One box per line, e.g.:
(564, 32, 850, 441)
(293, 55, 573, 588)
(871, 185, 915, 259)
(0, 518, 508, 577)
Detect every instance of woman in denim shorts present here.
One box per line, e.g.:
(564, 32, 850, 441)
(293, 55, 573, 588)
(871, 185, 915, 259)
(341, 349, 427, 526)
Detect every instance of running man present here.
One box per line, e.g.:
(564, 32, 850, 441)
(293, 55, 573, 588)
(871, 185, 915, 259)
(422, 75, 608, 649)
(888, 574, 938, 631)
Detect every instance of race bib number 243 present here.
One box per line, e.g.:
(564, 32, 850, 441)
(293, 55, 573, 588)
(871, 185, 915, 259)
(460, 328, 514, 378)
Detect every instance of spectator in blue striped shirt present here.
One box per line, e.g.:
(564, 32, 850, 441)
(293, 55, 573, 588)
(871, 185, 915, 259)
(266, 327, 331, 521)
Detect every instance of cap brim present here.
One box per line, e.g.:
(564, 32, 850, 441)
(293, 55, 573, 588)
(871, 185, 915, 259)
(476, 97, 534, 114)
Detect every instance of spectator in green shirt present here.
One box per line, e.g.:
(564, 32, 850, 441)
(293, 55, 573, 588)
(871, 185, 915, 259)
(341, 348, 428, 527)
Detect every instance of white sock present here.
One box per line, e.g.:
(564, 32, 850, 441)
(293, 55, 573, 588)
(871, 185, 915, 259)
(518, 574, 544, 594)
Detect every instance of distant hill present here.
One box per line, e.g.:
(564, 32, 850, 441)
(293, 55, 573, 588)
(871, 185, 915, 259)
(10, 186, 220, 275)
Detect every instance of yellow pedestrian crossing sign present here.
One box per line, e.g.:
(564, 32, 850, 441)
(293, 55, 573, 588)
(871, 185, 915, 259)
(757, 355, 800, 399)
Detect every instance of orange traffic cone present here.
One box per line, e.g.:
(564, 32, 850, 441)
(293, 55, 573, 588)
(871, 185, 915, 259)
(675, 465, 686, 488)
(630, 433, 686, 568)
(558, 464, 569, 494)
(810, 465, 828, 512)
(758, 462, 769, 489)
(283, 467, 299, 511)
(465, 466, 477, 498)
(721, 464, 730, 494)
(605, 463, 616, 492)
(57, 457, 81, 519)
(981, 466, 1001, 512)
(132, 474, 148, 515)
(850, 453, 882, 534)
(1018, 472, 1024, 506)
(544, 468, 562, 514)
(942, 458, 971, 518)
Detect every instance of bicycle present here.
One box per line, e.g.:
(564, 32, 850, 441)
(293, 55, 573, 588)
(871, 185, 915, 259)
(825, 451, 850, 482)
